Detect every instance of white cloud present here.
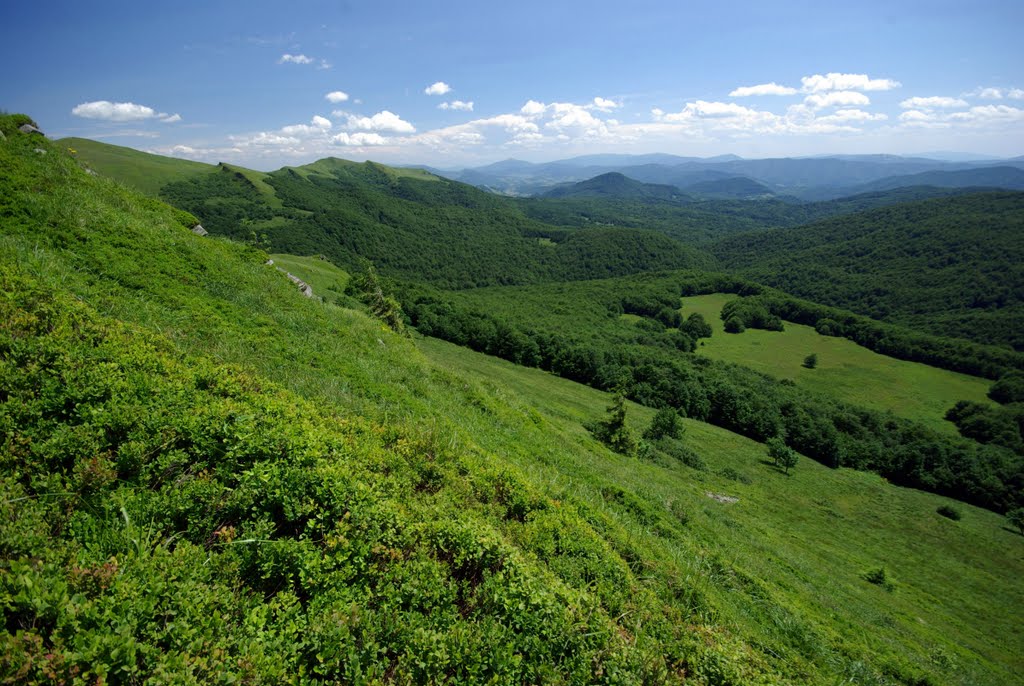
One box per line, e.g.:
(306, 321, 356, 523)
(278, 53, 314, 65)
(325, 91, 349, 103)
(311, 115, 332, 130)
(801, 73, 901, 92)
(729, 82, 798, 97)
(424, 81, 452, 96)
(967, 87, 1024, 100)
(331, 132, 387, 146)
(949, 105, 1024, 124)
(592, 96, 620, 111)
(346, 110, 416, 133)
(248, 132, 302, 145)
(280, 115, 334, 136)
(520, 100, 547, 116)
(318, 59, 332, 70)
(72, 100, 182, 123)
(900, 96, 968, 109)
(439, 100, 474, 111)
(474, 114, 539, 133)
(656, 100, 765, 120)
(817, 109, 887, 123)
(803, 91, 870, 110)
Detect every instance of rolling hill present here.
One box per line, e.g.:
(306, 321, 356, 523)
(4, 114, 1024, 684)
(711, 192, 1024, 350)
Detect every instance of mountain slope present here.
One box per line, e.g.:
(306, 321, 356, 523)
(60, 136, 214, 195)
(72, 139, 716, 288)
(851, 166, 1024, 194)
(4, 114, 1024, 685)
(712, 192, 1024, 349)
(542, 172, 686, 199)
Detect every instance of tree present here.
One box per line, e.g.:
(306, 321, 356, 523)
(724, 316, 745, 334)
(1008, 508, 1024, 536)
(593, 389, 638, 456)
(644, 406, 684, 440)
(989, 373, 1024, 405)
(767, 435, 798, 474)
(803, 353, 818, 369)
(349, 263, 407, 334)
(681, 312, 712, 340)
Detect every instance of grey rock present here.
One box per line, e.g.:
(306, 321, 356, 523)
(265, 259, 274, 266)
(285, 272, 314, 298)
(33, 148, 46, 155)
(190, 224, 208, 236)
(19, 123, 43, 135)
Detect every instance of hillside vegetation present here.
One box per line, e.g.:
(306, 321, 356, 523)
(712, 192, 1024, 350)
(7, 117, 1023, 684)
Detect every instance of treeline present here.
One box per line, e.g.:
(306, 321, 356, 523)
(712, 192, 1024, 350)
(722, 291, 1024, 379)
(403, 286, 1024, 513)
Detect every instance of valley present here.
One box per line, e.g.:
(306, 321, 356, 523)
(2, 113, 1023, 684)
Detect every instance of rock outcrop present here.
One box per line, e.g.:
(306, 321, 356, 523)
(285, 272, 314, 298)
(190, 224, 208, 236)
(19, 123, 43, 135)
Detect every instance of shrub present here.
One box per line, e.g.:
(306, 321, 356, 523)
(862, 567, 894, 591)
(724, 316, 745, 334)
(803, 353, 818, 369)
(644, 406, 684, 440)
(936, 505, 962, 521)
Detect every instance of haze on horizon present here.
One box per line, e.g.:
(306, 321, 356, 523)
(2, 0, 1022, 171)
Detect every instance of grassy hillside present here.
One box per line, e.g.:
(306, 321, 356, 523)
(3, 113, 1023, 684)
(405, 272, 1024, 512)
(420, 337, 1024, 686)
(59, 136, 214, 195)
(712, 192, 1024, 350)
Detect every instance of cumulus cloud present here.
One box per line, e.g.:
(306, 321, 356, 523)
(966, 87, 1024, 100)
(803, 91, 871, 110)
(424, 81, 452, 96)
(346, 110, 416, 133)
(729, 82, 798, 97)
(331, 132, 388, 146)
(816, 109, 887, 123)
(278, 53, 314, 65)
(72, 100, 182, 123)
(439, 100, 474, 111)
(520, 100, 547, 116)
(325, 91, 349, 103)
(655, 100, 765, 121)
(311, 115, 332, 129)
(592, 97, 620, 111)
(900, 96, 968, 109)
(801, 73, 901, 92)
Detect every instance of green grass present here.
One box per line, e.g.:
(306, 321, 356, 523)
(268, 253, 351, 303)
(59, 137, 213, 196)
(682, 294, 995, 433)
(419, 336, 1024, 686)
(220, 163, 285, 208)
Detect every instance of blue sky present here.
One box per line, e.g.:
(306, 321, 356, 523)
(2, 0, 1022, 169)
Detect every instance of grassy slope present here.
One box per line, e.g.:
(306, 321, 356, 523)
(447, 278, 995, 433)
(418, 336, 1024, 686)
(59, 136, 214, 196)
(681, 294, 994, 434)
(268, 253, 351, 303)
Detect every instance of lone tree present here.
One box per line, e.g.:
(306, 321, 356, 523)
(803, 353, 818, 369)
(593, 389, 638, 456)
(1008, 508, 1024, 536)
(767, 436, 798, 474)
(349, 263, 406, 334)
(644, 406, 684, 440)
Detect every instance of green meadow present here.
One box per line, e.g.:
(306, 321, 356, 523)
(681, 293, 995, 433)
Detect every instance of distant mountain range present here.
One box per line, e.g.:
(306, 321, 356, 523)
(413, 153, 1024, 200)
